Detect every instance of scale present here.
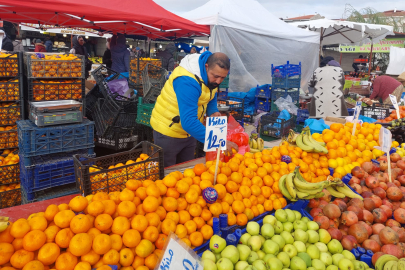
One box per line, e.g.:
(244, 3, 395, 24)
(29, 100, 83, 127)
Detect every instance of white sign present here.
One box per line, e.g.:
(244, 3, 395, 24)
(389, 94, 400, 119)
(204, 116, 227, 152)
(352, 101, 362, 136)
(381, 127, 392, 154)
(158, 236, 203, 270)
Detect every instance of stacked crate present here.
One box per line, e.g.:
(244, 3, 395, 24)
(0, 52, 23, 209)
(217, 74, 230, 101)
(129, 57, 162, 96)
(255, 84, 271, 113)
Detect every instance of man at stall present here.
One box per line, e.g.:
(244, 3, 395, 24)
(368, 75, 403, 105)
(150, 51, 238, 167)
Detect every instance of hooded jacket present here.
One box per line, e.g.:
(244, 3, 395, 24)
(157, 43, 176, 71)
(110, 34, 130, 73)
(70, 36, 88, 58)
(34, 43, 46, 52)
(45, 40, 53, 52)
(12, 40, 24, 52)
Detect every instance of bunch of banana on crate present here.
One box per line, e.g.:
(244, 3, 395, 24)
(249, 132, 264, 153)
(279, 167, 363, 201)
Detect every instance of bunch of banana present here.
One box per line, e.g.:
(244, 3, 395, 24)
(375, 255, 400, 270)
(279, 167, 363, 201)
(295, 127, 328, 154)
(249, 132, 264, 153)
(287, 129, 299, 144)
(0, 216, 10, 232)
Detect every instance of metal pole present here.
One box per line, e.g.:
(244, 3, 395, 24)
(368, 41, 373, 77)
(339, 53, 342, 65)
(319, 27, 323, 66)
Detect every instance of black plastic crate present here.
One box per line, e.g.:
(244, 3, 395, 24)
(27, 79, 85, 102)
(0, 52, 23, 78)
(95, 126, 139, 151)
(142, 64, 166, 103)
(259, 111, 296, 138)
(218, 97, 244, 121)
(0, 127, 18, 149)
(0, 77, 21, 102)
(92, 97, 122, 137)
(22, 182, 78, 204)
(0, 102, 21, 126)
(85, 84, 105, 121)
(74, 141, 164, 196)
(361, 103, 391, 120)
(129, 57, 162, 86)
(0, 187, 21, 209)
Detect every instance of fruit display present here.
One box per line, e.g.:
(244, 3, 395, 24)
(374, 255, 404, 270)
(0, 151, 19, 167)
(31, 79, 83, 101)
(202, 209, 370, 270)
(249, 132, 264, 153)
(0, 52, 19, 77)
(294, 127, 328, 154)
(0, 78, 20, 102)
(0, 103, 20, 126)
(89, 57, 102, 64)
(0, 182, 20, 192)
(377, 106, 405, 123)
(28, 54, 83, 78)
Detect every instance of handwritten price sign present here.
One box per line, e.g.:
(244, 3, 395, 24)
(389, 94, 400, 120)
(204, 116, 227, 152)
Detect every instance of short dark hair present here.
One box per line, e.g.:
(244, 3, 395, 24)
(207, 52, 230, 70)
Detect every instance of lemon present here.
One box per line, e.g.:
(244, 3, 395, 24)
(335, 167, 346, 176)
(336, 158, 345, 167)
(352, 162, 361, 167)
(344, 165, 352, 174)
(328, 159, 338, 169)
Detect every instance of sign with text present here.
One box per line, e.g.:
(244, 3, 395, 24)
(352, 101, 362, 136)
(204, 116, 227, 152)
(389, 94, 400, 119)
(339, 38, 405, 53)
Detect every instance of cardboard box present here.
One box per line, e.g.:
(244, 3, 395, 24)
(323, 116, 346, 126)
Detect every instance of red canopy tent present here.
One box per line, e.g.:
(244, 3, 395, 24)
(0, 0, 210, 39)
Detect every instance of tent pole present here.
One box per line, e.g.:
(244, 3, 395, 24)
(339, 53, 342, 65)
(368, 41, 373, 77)
(319, 27, 323, 66)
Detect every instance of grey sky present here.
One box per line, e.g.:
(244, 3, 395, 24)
(154, 0, 405, 20)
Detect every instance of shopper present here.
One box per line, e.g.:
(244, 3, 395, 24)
(12, 37, 24, 52)
(370, 75, 403, 105)
(34, 39, 46, 52)
(70, 36, 91, 78)
(150, 51, 238, 167)
(156, 43, 176, 71)
(110, 34, 130, 73)
(308, 60, 349, 117)
(0, 27, 13, 51)
(103, 39, 112, 69)
(44, 37, 53, 52)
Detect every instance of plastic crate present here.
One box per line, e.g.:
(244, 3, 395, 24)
(0, 102, 21, 126)
(85, 84, 104, 121)
(0, 187, 21, 209)
(139, 126, 154, 142)
(0, 127, 18, 149)
(0, 159, 20, 185)
(219, 74, 230, 88)
(17, 119, 94, 165)
(272, 76, 301, 89)
(136, 97, 155, 128)
(74, 141, 164, 196)
(271, 61, 301, 78)
(255, 84, 271, 99)
(27, 79, 84, 101)
(92, 97, 122, 137)
(297, 109, 309, 123)
(24, 53, 85, 79)
(218, 97, 244, 121)
(129, 57, 162, 85)
(271, 88, 299, 103)
(0, 77, 21, 102)
(361, 103, 391, 120)
(142, 64, 166, 98)
(95, 126, 139, 151)
(22, 182, 78, 204)
(0, 52, 23, 78)
(255, 97, 270, 112)
(259, 111, 296, 138)
(271, 100, 300, 112)
(217, 89, 228, 101)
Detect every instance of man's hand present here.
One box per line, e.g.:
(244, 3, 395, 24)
(225, 141, 239, 157)
(210, 112, 222, 117)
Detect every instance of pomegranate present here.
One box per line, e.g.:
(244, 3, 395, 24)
(392, 227, 405, 242)
(381, 244, 404, 258)
(362, 239, 381, 253)
(373, 163, 381, 173)
(372, 252, 385, 266)
(387, 182, 397, 189)
(397, 160, 405, 171)
(395, 180, 402, 187)
(363, 198, 376, 212)
(365, 176, 379, 189)
(380, 182, 388, 190)
(371, 195, 383, 208)
(348, 223, 369, 244)
(340, 230, 348, 236)
(377, 172, 388, 183)
(330, 218, 339, 229)
(362, 162, 374, 174)
(380, 227, 399, 245)
(332, 199, 347, 212)
(394, 202, 402, 211)
(362, 186, 371, 193)
(393, 168, 404, 177)
(371, 234, 383, 246)
(372, 223, 386, 235)
(339, 224, 349, 233)
(363, 210, 374, 224)
(348, 206, 364, 221)
(394, 208, 405, 224)
(373, 187, 386, 199)
(387, 187, 404, 201)
(347, 198, 364, 209)
(400, 187, 405, 193)
(359, 221, 373, 236)
(399, 175, 405, 186)
(328, 228, 343, 241)
(352, 184, 362, 194)
(398, 243, 405, 256)
(373, 208, 388, 223)
(382, 200, 394, 209)
(310, 208, 323, 218)
(386, 219, 401, 228)
(361, 191, 373, 198)
(351, 167, 365, 179)
(380, 205, 393, 218)
(308, 199, 320, 208)
(318, 200, 328, 209)
(341, 211, 358, 226)
(314, 216, 330, 230)
(360, 180, 366, 187)
(401, 202, 405, 209)
(391, 153, 402, 162)
(341, 235, 358, 250)
(322, 204, 341, 219)
(321, 189, 332, 203)
(349, 176, 361, 185)
(380, 160, 389, 172)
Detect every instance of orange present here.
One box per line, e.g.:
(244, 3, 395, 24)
(69, 233, 92, 256)
(103, 249, 120, 265)
(69, 196, 88, 212)
(143, 226, 159, 242)
(214, 184, 227, 200)
(216, 174, 228, 185)
(135, 187, 148, 200)
(132, 256, 145, 269)
(55, 228, 74, 248)
(142, 196, 159, 213)
(23, 230, 46, 251)
(94, 214, 113, 231)
(44, 205, 59, 221)
(126, 180, 142, 191)
(155, 206, 167, 221)
(184, 220, 197, 234)
(243, 198, 252, 208)
(264, 200, 274, 211)
(189, 231, 203, 247)
(189, 184, 202, 195)
(185, 189, 199, 204)
(154, 234, 167, 250)
(178, 210, 191, 224)
(58, 203, 70, 211)
(27, 216, 47, 231)
(102, 200, 116, 215)
(165, 212, 179, 225)
(200, 224, 214, 240)
(227, 212, 237, 226)
(236, 213, 248, 226)
(232, 192, 243, 201)
(120, 189, 135, 201)
(87, 227, 101, 241)
(162, 197, 178, 212)
(37, 243, 60, 266)
(251, 185, 261, 196)
(224, 181, 237, 193)
(261, 186, 272, 198)
(244, 208, 254, 220)
(199, 179, 213, 190)
(242, 168, 254, 179)
(112, 217, 130, 235)
(10, 219, 30, 238)
(193, 164, 207, 176)
(10, 249, 34, 269)
(239, 185, 251, 198)
(74, 262, 91, 270)
(22, 260, 44, 270)
(273, 199, 283, 210)
(156, 183, 167, 196)
(263, 175, 274, 187)
(54, 210, 75, 228)
(0, 242, 14, 265)
(44, 225, 60, 243)
(12, 237, 23, 251)
(166, 187, 180, 199)
(123, 229, 141, 248)
(230, 172, 243, 183)
(136, 239, 154, 258)
(221, 202, 230, 214)
(92, 234, 112, 254)
(195, 197, 206, 208)
(249, 195, 258, 206)
(144, 253, 158, 270)
(222, 193, 234, 205)
(176, 180, 190, 193)
(54, 251, 78, 270)
(209, 203, 223, 217)
(232, 201, 245, 214)
(70, 214, 91, 234)
(120, 248, 135, 267)
(201, 209, 212, 222)
(189, 204, 202, 217)
(163, 175, 177, 188)
(92, 192, 109, 202)
(87, 201, 105, 217)
(175, 224, 188, 239)
(110, 234, 123, 251)
(161, 219, 176, 235)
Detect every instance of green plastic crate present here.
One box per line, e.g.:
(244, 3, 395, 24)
(219, 74, 229, 88)
(136, 97, 155, 128)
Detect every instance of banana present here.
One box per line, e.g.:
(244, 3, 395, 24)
(0, 216, 9, 222)
(296, 186, 325, 195)
(375, 255, 398, 270)
(397, 259, 405, 270)
(393, 262, 398, 270)
(0, 221, 10, 233)
(295, 190, 310, 199)
(302, 194, 316, 199)
(285, 172, 296, 199)
(252, 139, 258, 150)
(295, 134, 315, 152)
(326, 186, 346, 198)
(258, 138, 264, 151)
(250, 148, 260, 153)
(278, 175, 293, 201)
(302, 131, 327, 154)
(304, 127, 326, 147)
(384, 261, 398, 270)
(305, 130, 328, 154)
(314, 192, 325, 198)
(293, 176, 327, 190)
(335, 185, 364, 200)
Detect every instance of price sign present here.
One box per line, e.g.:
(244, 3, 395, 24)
(158, 234, 203, 270)
(352, 101, 362, 136)
(374, 127, 393, 182)
(389, 94, 400, 120)
(204, 116, 227, 152)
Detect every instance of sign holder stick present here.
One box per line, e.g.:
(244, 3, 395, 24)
(213, 145, 222, 186)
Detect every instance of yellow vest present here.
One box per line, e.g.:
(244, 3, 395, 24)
(150, 66, 217, 138)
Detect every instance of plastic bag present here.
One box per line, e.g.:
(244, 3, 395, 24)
(253, 112, 268, 127)
(274, 95, 299, 115)
(304, 118, 330, 134)
(108, 78, 130, 97)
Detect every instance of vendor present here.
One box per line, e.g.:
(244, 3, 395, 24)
(150, 51, 238, 167)
(369, 75, 403, 105)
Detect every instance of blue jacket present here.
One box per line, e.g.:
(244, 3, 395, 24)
(110, 35, 130, 73)
(45, 40, 53, 52)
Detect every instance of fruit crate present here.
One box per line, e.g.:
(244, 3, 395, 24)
(24, 53, 85, 79)
(27, 79, 84, 102)
(136, 97, 155, 128)
(85, 84, 105, 121)
(0, 52, 23, 78)
(22, 182, 78, 204)
(129, 57, 162, 85)
(361, 103, 391, 120)
(255, 84, 272, 99)
(0, 160, 20, 185)
(0, 187, 21, 209)
(255, 97, 270, 112)
(0, 102, 21, 126)
(218, 97, 244, 121)
(258, 111, 296, 139)
(0, 127, 18, 149)
(297, 109, 309, 124)
(217, 89, 228, 101)
(73, 141, 164, 196)
(95, 126, 139, 151)
(0, 77, 21, 102)
(271, 88, 299, 103)
(142, 64, 166, 103)
(17, 119, 94, 166)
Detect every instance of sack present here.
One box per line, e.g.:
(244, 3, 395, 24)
(108, 78, 130, 97)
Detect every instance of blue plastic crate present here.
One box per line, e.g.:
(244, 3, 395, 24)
(255, 97, 270, 112)
(219, 74, 230, 88)
(17, 119, 94, 165)
(348, 108, 354, 116)
(217, 89, 228, 101)
(297, 109, 309, 123)
(255, 84, 272, 99)
(271, 88, 299, 103)
(21, 182, 79, 204)
(271, 61, 302, 78)
(272, 76, 301, 89)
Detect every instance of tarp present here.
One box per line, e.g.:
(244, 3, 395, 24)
(0, 0, 210, 39)
(181, 0, 320, 92)
(386, 46, 405, 75)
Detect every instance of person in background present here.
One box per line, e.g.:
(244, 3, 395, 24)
(320, 56, 334, 67)
(12, 35, 24, 52)
(190, 47, 197, 54)
(34, 39, 46, 52)
(84, 39, 92, 57)
(352, 55, 364, 72)
(70, 36, 91, 78)
(44, 37, 53, 52)
(139, 49, 145, 58)
(0, 28, 14, 51)
(369, 75, 403, 105)
(156, 43, 176, 71)
(110, 34, 130, 73)
(102, 38, 112, 69)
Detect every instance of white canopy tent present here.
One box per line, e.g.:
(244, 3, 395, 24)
(181, 0, 320, 92)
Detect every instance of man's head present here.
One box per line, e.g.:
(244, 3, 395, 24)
(205, 52, 230, 90)
(190, 47, 197, 54)
(77, 36, 85, 46)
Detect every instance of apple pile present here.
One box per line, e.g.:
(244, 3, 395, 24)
(202, 209, 370, 270)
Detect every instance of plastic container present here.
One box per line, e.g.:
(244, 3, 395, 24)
(0, 188, 21, 209)
(0, 102, 21, 126)
(0, 77, 21, 102)
(21, 182, 78, 204)
(27, 79, 84, 102)
(0, 127, 18, 149)
(219, 74, 230, 88)
(272, 61, 301, 78)
(92, 97, 122, 137)
(73, 141, 164, 196)
(136, 97, 155, 128)
(258, 111, 296, 139)
(361, 103, 391, 120)
(296, 109, 309, 124)
(272, 74, 301, 88)
(271, 88, 299, 103)
(255, 84, 272, 99)
(95, 126, 139, 151)
(0, 52, 22, 78)
(255, 97, 270, 112)
(142, 63, 166, 103)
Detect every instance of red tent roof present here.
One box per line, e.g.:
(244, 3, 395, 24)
(0, 0, 210, 39)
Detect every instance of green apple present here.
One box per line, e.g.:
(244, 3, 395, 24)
(305, 243, 311, 248)
(264, 254, 276, 262)
(297, 252, 312, 267)
(294, 229, 308, 243)
(308, 267, 316, 270)
(327, 239, 343, 254)
(275, 221, 284, 234)
(314, 242, 328, 253)
(338, 258, 355, 270)
(306, 244, 320, 259)
(285, 209, 296, 223)
(277, 252, 291, 267)
(235, 261, 249, 270)
(262, 239, 280, 255)
(301, 217, 310, 223)
(244, 266, 254, 270)
(248, 235, 262, 251)
(342, 250, 356, 261)
(353, 260, 365, 270)
(248, 251, 259, 264)
(259, 235, 266, 246)
(247, 221, 260, 236)
(203, 258, 217, 270)
(257, 250, 265, 260)
(283, 244, 298, 258)
(307, 230, 320, 244)
(283, 222, 294, 233)
(320, 252, 333, 266)
(312, 259, 326, 270)
(293, 241, 307, 253)
(267, 257, 284, 270)
(293, 210, 302, 220)
(319, 229, 331, 244)
(261, 223, 275, 239)
(271, 235, 286, 249)
(275, 209, 288, 223)
(210, 235, 227, 253)
(253, 260, 267, 270)
(332, 254, 345, 266)
(290, 256, 307, 270)
(237, 244, 251, 261)
(307, 221, 320, 231)
(221, 245, 239, 264)
(263, 215, 277, 226)
(216, 258, 233, 270)
(215, 253, 222, 261)
(280, 231, 294, 244)
(202, 250, 217, 263)
(239, 233, 251, 245)
(294, 220, 308, 231)
(326, 265, 338, 270)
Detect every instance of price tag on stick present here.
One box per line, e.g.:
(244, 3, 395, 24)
(389, 94, 400, 120)
(374, 127, 393, 182)
(352, 101, 362, 136)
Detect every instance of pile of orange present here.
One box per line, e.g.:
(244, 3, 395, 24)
(0, 103, 20, 125)
(0, 182, 20, 192)
(0, 152, 19, 167)
(32, 80, 83, 101)
(30, 54, 83, 78)
(0, 126, 18, 149)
